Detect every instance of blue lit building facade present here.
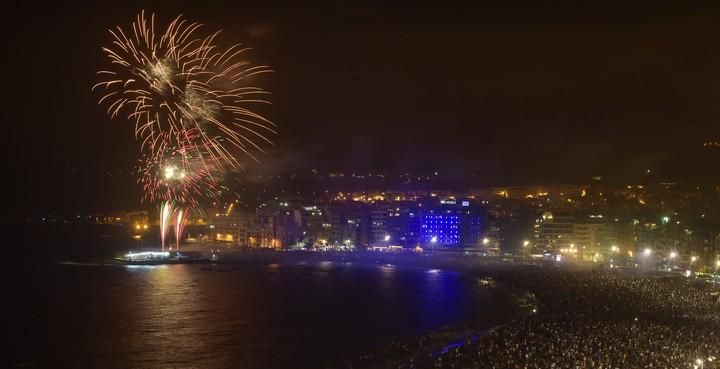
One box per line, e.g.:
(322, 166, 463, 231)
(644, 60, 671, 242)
(420, 200, 486, 248)
(421, 213, 461, 245)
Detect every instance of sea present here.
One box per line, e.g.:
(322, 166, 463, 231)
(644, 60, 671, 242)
(8, 223, 514, 369)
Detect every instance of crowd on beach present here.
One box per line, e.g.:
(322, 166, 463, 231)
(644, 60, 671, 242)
(345, 265, 719, 369)
(429, 268, 719, 369)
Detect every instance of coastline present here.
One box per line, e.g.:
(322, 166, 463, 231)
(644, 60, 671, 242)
(52, 249, 718, 367)
(210, 250, 538, 369)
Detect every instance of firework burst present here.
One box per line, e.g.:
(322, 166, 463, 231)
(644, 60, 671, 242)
(138, 130, 223, 207)
(95, 11, 275, 250)
(94, 10, 276, 170)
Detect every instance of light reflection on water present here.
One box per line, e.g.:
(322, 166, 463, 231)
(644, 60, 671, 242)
(41, 262, 496, 369)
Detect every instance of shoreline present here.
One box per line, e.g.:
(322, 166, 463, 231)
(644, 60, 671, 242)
(210, 250, 538, 369)
(54, 250, 536, 369)
(54, 250, 718, 367)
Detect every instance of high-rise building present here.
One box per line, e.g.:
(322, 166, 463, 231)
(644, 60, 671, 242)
(420, 199, 486, 248)
(534, 211, 574, 254)
(573, 222, 617, 261)
(369, 202, 391, 245)
(421, 213, 460, 246)
(387, 203, 421, 247)
(325, 203, 364, 247)
(210, 207, 242, 244)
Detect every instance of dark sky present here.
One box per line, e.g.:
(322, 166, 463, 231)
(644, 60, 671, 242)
(6, 0, 720, 214)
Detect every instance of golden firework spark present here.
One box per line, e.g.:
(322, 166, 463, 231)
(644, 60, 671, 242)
(94, 10, 276, 170)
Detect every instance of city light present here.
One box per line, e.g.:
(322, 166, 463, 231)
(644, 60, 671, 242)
(31, 7, 720, 369)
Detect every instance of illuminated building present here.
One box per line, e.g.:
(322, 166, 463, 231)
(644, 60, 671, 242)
(387, 203, 421, 247)
(534, 211, 619, 259)
(126, 210, 149, 227)
(257, 205, 303, 249)
(534, 211, 574, 254)
(573, 222, 617, 261)
(238, 213, 262, 247)
(326, 203, 364, 246)
(370, 203, 391, 245)
(293, 206, 325, 247)
(421, 213, 460, 246)
(420, 199, 485, 248)
(368, 201, 422, 247)
(210, 207, 243, 244)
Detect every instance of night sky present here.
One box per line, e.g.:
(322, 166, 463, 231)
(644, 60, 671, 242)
(6, 0, 720, 215)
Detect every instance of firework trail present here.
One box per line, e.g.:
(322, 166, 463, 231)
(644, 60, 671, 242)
(159, 201, 173, 250)
(95, 11, 276, 250)
(93, 10, 276, 170)
(174, 208, 189, 251)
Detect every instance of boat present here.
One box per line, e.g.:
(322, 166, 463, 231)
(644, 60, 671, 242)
(114, 251, 215, 265)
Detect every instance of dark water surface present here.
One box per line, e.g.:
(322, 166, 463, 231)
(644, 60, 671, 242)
(13, 259, 506, 369)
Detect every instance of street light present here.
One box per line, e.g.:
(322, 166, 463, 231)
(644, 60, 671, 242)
(430, 236, 437, 253)
(667, 251, 677, 271)
(523, 240, 530, 247)
(384, 235, 391, 242)
(640, 248, 652, 271)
